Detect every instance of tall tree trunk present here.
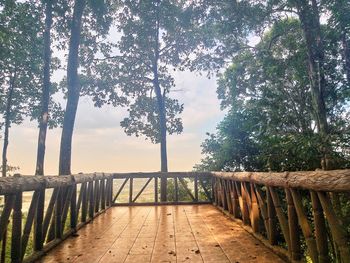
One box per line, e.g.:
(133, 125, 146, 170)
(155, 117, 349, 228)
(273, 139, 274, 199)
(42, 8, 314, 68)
(34, 0, 53, 251)
(294, 0, 330, 169)
(58, 0, 86, 175)
(35, 0, 53, 176)
(341, 29, 350, 86)
(153, 0, 168, 201)
(2, 72, 16, 177)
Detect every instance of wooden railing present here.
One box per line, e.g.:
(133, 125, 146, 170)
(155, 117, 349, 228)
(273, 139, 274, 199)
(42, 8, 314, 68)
(212, 170, 350, 263)
(0, 173, 113, 263)
(111, 172, 213, 205)
(1, 170, 349, 262)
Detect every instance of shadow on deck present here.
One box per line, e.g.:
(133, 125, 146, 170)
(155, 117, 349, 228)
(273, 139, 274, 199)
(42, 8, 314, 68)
(38, 205, 285, 263)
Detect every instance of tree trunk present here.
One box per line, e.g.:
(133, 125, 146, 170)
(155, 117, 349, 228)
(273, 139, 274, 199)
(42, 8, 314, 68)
(35, 0, 53, 176)
(1, 72, 16, 178)
(294, 0, 330, 169)
(341, 29, 350, 86)
(58, 0, 86, 175)
(34, 0, 53, 251)
(153, 78, 168, 174)
(153, 0, 168, 201)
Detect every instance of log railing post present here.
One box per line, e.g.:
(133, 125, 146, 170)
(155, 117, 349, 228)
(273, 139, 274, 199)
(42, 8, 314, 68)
(55, 187, 63, 239)
(266, 187, 277, 245)
(160, 176, 167, 202)
(129, 177, 133, 203)
(34, 188, 45, 251)
(88, 181, 94, 219)
(70, 184, 77, 231)
(230, 181, 240, 218)
(285, 188, 301, 261)
(174, 176, 178, 202)
(154, 176, 158, 203)
(290, 189, 319, 263)
(101, 178, 106, 210)
(250, 183, 260, 233)
(11, 191, 22, 263)
(81, 183, 88, 222)
(240, 182, 250, 225)
(94, 179, 100, 213)
(311, 191, 329, 263)
(194, 175, 198, 202)
(224, 180, 233, 214)
(222, 180, 228, 210)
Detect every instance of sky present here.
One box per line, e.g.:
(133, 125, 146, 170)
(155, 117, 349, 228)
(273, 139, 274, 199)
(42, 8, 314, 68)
(2, 69, 225, 175)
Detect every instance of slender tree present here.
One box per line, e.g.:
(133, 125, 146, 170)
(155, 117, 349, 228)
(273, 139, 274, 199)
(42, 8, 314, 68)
(58, 0, 114, 175)
(102, 0, 203, 200)
(35, 0, 54, 176)
(0, 1, 44, 177)
(58, 0, 87, 175)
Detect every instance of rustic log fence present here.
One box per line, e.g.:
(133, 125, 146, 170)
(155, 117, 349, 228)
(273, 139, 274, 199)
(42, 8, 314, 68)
(0, 170, 349, 262)
(212, 170, 350, 263)
(0, 173, 113, 263)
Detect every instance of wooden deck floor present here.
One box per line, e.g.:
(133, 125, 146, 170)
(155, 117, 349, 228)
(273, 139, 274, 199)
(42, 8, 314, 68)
(38, 205, 285, 263)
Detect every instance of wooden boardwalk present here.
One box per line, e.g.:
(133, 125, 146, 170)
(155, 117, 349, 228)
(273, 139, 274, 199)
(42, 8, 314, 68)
(38, 205, 285, 263)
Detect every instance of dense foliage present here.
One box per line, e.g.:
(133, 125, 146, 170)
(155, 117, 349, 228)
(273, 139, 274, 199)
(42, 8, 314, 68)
(196, 2, 350, 172)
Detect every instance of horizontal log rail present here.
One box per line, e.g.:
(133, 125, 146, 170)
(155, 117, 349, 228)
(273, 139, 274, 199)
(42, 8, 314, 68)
(0, 169, 349, 262)
(212, 169, 350, 263)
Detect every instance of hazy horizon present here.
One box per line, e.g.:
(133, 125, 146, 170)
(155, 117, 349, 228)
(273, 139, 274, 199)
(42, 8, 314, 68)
(1, 70, 224, 175)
